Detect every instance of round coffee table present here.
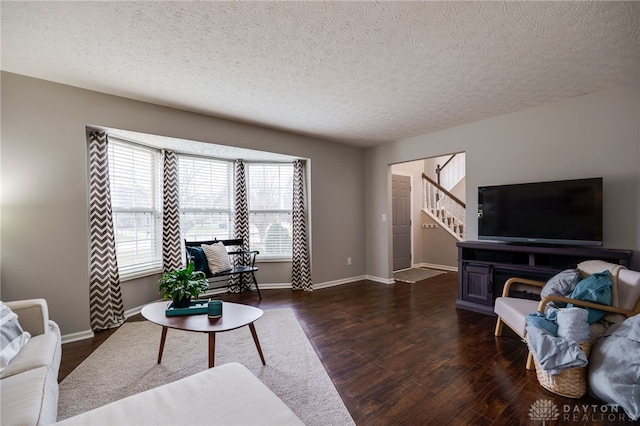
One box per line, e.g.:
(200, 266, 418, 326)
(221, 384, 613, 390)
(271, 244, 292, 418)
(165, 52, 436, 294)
(141, 301, 265, 368)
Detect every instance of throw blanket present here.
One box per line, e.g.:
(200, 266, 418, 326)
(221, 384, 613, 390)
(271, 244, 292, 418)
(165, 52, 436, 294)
(526, 325, 588, 375)
(578, 260, 625, 309)
(527, 270, 612, 333)
(576, 260, 628, 337)
(526, 307, 590, 374)
(567, 271, 612, 324)
(588, 314, 640, 420)
(556, 307, 590, 342)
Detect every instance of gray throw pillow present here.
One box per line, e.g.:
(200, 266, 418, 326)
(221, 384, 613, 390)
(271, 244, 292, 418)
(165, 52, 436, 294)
(540, 269, 580, 308)
(0, 301, 31, 372)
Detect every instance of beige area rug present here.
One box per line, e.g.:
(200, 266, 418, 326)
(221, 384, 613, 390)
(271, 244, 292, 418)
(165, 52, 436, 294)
(58, 308, 354, 426)
(393, 267, 446, 283)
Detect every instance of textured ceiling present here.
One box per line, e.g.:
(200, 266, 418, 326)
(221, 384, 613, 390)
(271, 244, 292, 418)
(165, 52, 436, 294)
(2, 1, 639, 148)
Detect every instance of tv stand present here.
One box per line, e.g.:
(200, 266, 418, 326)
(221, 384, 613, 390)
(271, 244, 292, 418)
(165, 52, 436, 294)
(503, 241, 562, 248)
(456, 241, 632, 316)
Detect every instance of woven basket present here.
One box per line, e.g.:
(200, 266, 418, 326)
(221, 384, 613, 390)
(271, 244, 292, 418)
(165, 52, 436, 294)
(533, 341, 591, 399)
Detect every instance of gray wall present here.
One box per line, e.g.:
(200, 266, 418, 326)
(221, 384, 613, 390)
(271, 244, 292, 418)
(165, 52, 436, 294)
(420, 212, 458, 269)
(1, 72, 366, 336)
(365, 84, 640, 280)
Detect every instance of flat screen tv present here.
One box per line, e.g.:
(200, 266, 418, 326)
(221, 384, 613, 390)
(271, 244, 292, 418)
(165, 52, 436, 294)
(477, 177, 603, 246)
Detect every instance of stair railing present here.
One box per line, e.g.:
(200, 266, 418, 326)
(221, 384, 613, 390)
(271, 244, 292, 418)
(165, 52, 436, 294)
(422, 173, 466, 240)
(436, 153, 465, 192)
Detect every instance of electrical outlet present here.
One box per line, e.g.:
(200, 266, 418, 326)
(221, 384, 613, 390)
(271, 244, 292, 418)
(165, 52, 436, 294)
(347, 257, 352, 265)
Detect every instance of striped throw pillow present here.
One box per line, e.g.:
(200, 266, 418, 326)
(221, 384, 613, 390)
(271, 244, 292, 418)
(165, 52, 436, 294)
(202, 242, 232, 274)
(0, 301, 31, 372)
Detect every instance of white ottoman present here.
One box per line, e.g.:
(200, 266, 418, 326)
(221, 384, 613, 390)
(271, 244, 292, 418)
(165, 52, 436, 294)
(54, 363, 303, 426)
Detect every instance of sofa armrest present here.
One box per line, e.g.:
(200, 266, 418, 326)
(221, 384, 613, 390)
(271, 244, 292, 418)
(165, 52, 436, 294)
(5, 299, 49, 336)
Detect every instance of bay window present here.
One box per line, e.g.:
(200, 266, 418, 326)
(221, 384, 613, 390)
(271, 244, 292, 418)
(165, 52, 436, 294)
(106, 137, 295, 278)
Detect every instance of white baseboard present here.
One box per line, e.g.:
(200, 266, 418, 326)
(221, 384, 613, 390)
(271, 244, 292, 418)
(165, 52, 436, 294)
(314, 275, 367, 289)
(250, 276, 375, 290)
(257, 283, 294, 290)
(365, 275, 396, 284)
(61, 303, 157, 344)
(414, 263, 458, 272)
(61, 329, 94, 344)
(124, 305, 143, 318)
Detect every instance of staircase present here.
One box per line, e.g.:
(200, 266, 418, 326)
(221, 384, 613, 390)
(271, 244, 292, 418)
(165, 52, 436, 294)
(422, 154, 466, 240)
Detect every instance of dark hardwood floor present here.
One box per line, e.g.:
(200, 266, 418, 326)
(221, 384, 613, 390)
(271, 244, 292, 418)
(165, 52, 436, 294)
(60, 273, 636, 425)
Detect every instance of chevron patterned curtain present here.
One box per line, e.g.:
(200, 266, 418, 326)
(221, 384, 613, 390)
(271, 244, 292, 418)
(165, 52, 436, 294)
(231, 159, 249, 292)
(88, 131, 126, 330)
(292, 160, 312, 291)
(162, 150, 182, 272)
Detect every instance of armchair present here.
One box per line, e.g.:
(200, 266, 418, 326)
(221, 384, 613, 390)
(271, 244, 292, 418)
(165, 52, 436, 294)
(494, 277, 545, 370)
(494, 261, 640, 370)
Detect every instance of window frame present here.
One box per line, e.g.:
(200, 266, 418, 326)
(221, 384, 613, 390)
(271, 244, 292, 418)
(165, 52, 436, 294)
(107, 137, 164, 280)
(246, 162, 294, 260)
(178, 155, 234, 242)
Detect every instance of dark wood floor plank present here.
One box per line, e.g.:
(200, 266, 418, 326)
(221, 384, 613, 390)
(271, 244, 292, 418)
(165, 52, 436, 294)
(59, 272, 637, 425)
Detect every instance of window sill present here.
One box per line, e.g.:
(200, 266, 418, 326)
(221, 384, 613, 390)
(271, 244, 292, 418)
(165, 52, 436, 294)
(120, 268, 164, 282)
(256, 257, 292, 263)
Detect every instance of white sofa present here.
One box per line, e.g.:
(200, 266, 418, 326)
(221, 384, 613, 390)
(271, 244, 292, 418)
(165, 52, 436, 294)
(1, 299, 62, 426)
(55, 362, 304, 425)
(1, 301, 301, 425)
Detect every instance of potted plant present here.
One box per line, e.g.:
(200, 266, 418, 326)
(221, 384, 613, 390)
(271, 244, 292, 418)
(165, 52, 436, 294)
(156, 262, 210, 308)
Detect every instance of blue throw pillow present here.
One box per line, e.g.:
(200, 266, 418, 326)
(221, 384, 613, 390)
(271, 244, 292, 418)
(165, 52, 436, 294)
(568, 271, 612, 324)
(186, 246, 212, 277)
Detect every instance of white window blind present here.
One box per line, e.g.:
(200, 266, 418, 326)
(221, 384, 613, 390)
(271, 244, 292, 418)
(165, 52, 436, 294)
(108, 139, 163, 279)
(179, 156, 233, 241)
(247, 163, 293, 258)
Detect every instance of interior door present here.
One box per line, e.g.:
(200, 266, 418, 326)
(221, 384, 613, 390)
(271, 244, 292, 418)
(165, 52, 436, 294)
(392, 174, 411, 271)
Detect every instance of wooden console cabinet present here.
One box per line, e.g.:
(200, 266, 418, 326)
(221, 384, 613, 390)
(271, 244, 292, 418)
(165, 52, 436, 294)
(456, 241, 633, 316)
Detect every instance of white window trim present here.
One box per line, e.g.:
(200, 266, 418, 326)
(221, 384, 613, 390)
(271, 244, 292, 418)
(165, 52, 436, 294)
(108, 138, 163, 280)
(246, 162, 293, 260)
(178, 155, 233, 242)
